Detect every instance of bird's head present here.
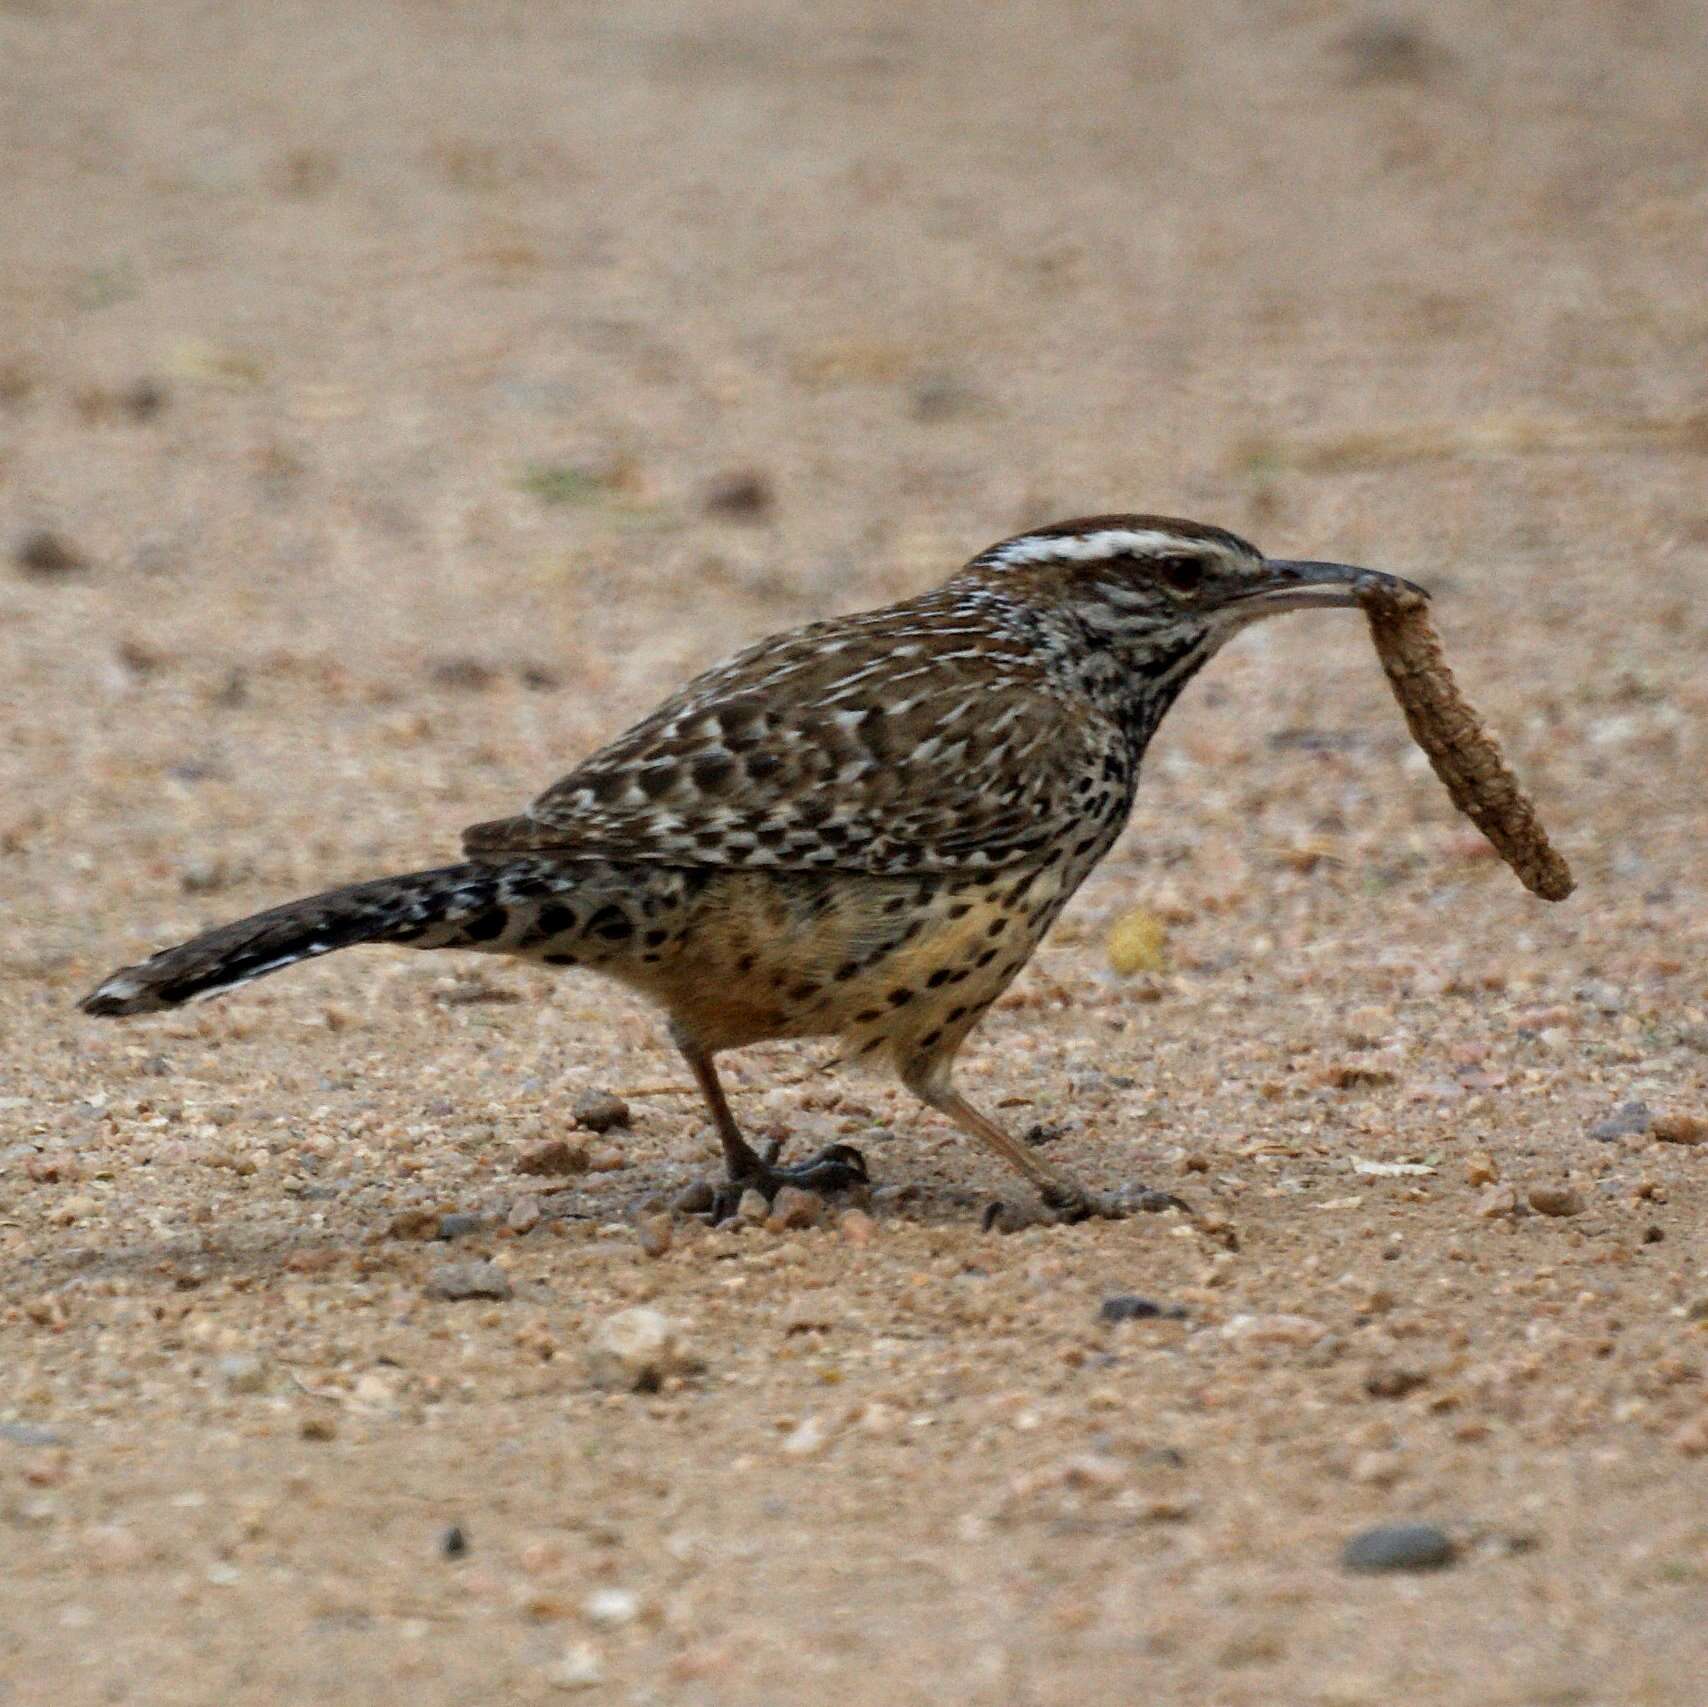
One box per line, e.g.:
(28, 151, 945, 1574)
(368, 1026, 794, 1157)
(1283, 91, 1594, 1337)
(957, 513, 1427, 733)
(967, 513, 1425, 632)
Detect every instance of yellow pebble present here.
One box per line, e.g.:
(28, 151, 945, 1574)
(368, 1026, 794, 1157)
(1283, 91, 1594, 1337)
(1106, 907, 1168, 976)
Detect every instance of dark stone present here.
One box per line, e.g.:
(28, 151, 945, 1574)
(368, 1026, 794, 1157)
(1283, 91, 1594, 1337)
(14, 529, 87, 577)
(1587, 1101, 1651, 1142)
(572, 1090, 631, 1133)
(1099, 1294, 1187, 1324)
(701, 469, 774, 520)
(441, 1525, 469, 1560)
(435, 1213, 486, 1241)
(1342, 1523, 1457, 1573)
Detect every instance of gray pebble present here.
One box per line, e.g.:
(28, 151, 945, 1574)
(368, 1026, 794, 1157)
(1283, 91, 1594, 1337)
(0, 1422, 64, 1447)
(1341, 1522, 1457, 1573)
(425, 1260, 513, 1302)
(1099, 1294, 1188, 1324)
(1588, 1101, 1651, 1142)
(435, 1212, 486, 1241)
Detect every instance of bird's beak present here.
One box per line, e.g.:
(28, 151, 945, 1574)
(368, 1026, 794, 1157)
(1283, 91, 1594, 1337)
(1226, 559, 1430, 620)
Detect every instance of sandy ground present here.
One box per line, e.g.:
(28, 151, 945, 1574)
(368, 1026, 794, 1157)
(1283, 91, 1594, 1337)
(4, 1, 1708, 1701)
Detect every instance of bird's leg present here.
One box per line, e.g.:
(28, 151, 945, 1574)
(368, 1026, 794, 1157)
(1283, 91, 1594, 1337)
(903, 1070, 1192, 1224)
(672, 1032, 870, 1220)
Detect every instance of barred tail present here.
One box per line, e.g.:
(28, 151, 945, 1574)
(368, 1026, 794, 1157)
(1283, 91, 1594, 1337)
(78, 861, 563, 1016)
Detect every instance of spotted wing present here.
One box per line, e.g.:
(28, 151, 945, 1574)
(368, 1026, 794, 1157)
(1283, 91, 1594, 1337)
(462, 599, 1127, 876)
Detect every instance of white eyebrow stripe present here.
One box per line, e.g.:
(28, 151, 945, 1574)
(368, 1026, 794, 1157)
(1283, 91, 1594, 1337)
(983, 529, 1192, 567)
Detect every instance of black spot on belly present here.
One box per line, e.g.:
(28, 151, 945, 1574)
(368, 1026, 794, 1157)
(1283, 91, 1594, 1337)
(987, 915, 1010, 937)
(644, 927, 670, 948)
(853, 1007, 882, 1023)
(537, 903, 576, 938)
(926, 968, 954, 988)
(834, 961, 860, 981)
(887, 987, 914, 1007)
(463, 908, 508, 943)
(587, 905, 633, 942)
(790, 983, 820, 1002)
(918, 1028, 942, 1050)
(543, 952, 579, 966)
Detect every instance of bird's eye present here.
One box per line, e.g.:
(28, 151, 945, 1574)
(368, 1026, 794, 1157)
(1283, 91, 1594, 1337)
(1154, 555, 1206, 594)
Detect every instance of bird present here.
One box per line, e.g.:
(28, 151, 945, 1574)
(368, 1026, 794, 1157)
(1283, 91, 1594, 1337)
(80, 514, 1422, 1222)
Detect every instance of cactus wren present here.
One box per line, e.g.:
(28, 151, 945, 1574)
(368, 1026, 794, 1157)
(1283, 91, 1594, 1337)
(81, 515, 1421, 1220)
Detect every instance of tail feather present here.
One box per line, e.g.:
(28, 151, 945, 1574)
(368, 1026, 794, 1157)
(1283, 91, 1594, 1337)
(79, 861, 563, 1016)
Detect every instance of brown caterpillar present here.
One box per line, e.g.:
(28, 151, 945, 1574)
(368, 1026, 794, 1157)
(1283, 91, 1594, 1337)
(1357, 577, 1574, 902)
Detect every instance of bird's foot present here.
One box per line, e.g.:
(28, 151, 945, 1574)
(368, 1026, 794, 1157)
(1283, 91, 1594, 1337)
(678, 1139, 872, 1224)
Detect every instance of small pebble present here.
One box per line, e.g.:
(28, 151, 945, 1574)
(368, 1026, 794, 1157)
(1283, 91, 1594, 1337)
(299, 1415, 337, 1442)
(1653, 1111, 1707, 1146)
(1341, 1522, 1457, 1573)
(508, 1195, 542, 1235)
(441, 1525, 469, 1560)
(572, 1090, 630, 1134)
(1588, 1101, 1651, 1142)
(1106, 907, 1168, 976)
(217, 1353, 267, 1394)
(13, 529, 87, 577)
(582, 1586, 640, 1626)
(545, 1642, 605, 1691)
(737, 1188, 770, 1225)
(1464, 1152, 1498, 1186)
(517, 1138, 589, 1176)
(436, 1212, 486, 1241)
(767, 1185, 822, 1231)
(701, 469, 774, 520)
(1099, 1295, 1187, 1324)
(0, 1423, 64, 1447)
(425, 1260, 513, 1301)
(672, 1180, 716, 1215)
(782, 1294, 838, 1334)
(1364, 1365, 1429, 1399)
(1221, 1313, 1327, 1347)
(1528, 1184, 1583, 1218)
(588, 1307, 700, 1392)
(1475, 1184, 1519, 1219)
(634, 1212, 673, 1259)
(780, 1414, 830, 1457)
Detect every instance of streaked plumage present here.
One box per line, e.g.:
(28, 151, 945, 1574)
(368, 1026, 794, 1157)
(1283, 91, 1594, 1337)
(81, 515, 1418, 1220)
